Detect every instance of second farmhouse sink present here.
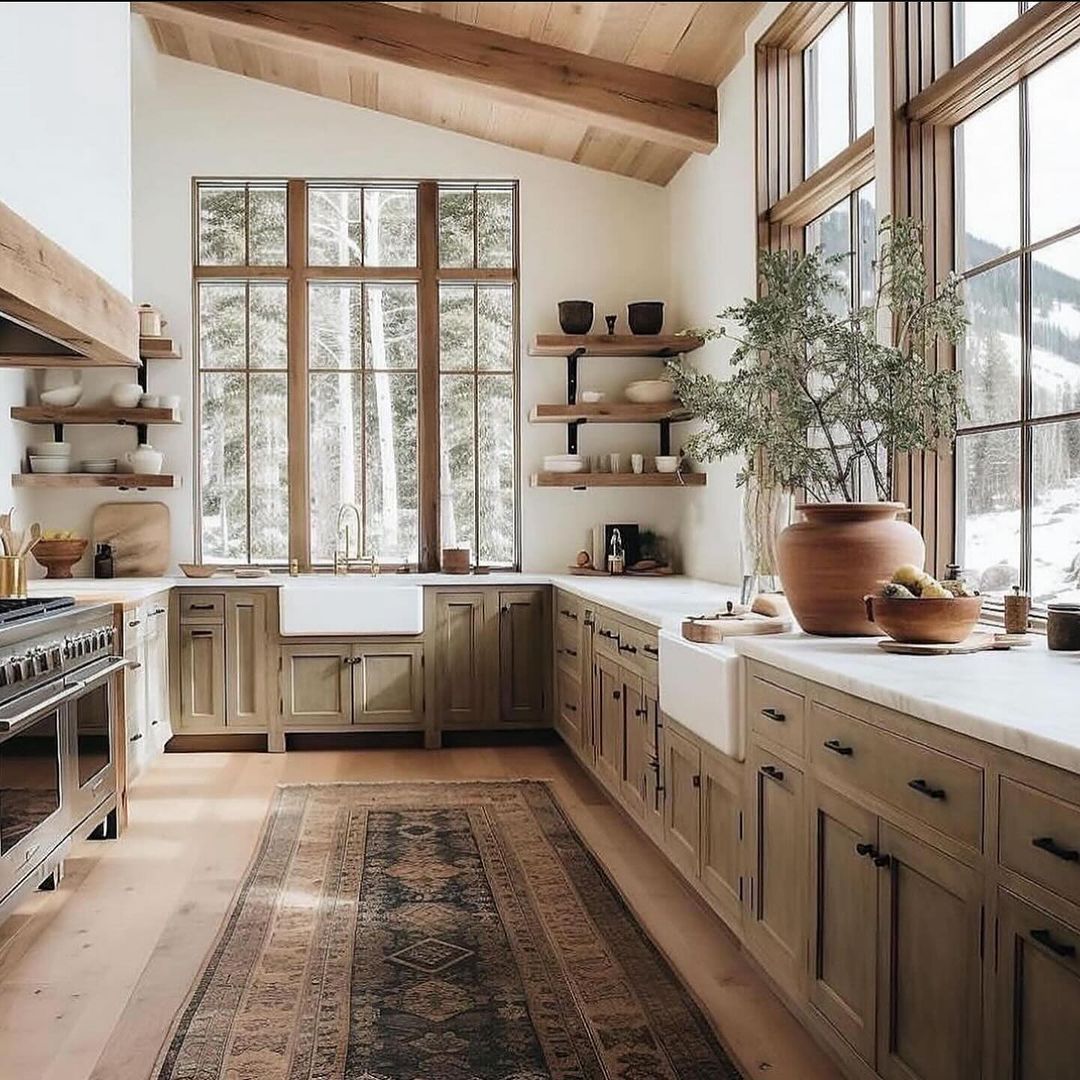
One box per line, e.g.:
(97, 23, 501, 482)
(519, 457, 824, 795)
(658, 629, 744, 760)
(279, 578, 424, 636)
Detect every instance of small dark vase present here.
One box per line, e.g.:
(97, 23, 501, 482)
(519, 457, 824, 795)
(558, 300, 594, 335)
(627, 301, 664, 335)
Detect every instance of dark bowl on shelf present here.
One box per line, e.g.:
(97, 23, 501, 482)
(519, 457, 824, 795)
(628, 301, 664, 335)
(558, 300, 594, 335)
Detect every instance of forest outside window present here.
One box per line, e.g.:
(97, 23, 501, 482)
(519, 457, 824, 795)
(953, 43, 1080, 605)
(194, 179, 518, 569)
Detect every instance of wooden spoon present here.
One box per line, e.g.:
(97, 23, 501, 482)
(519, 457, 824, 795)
(17, 523, 41, 558)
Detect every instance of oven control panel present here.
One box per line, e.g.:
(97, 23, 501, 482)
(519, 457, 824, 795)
(0, 625, 115, 690)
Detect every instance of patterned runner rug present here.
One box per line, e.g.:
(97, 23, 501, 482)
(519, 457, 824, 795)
(154, 781, 743, 1079)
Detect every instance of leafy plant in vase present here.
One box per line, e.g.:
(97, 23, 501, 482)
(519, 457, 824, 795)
(668, 216, 967, 634)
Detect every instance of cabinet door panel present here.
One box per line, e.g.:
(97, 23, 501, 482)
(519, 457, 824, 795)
(641, 684, 664, 843)
(352, 645, 423, 728)
(748, 742, 806, 996)
(281, 645, 351, 728)
(876, 823, 983, 1080)
(554, 667, 584, 750)
(621, 673, 648, 820)
(810, 783, 879, 1065)
(701, 746, 743, 928)
(995, 889, 1080, 1080)
(663, 724, 701, 879)
(433, 591, 490, 728)
(498, 588, 548, 725)
(145, 620, 170, 750)
(594, 655, 624, 794)
(225, 592, 268, 729)
(178, 624, 225, 731)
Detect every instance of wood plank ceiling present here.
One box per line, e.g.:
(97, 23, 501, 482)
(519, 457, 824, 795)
(135, 2, 763, 185)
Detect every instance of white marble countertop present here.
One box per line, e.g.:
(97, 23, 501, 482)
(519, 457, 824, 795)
(732, 631, 1080, 775)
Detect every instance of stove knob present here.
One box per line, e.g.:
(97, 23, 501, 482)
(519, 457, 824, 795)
(51, 646, 63, 666)
(10, 655, 28, 681)
(31, 651, 47, 676)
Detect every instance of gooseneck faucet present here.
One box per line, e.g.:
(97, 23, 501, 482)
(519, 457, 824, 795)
(334, 503, 362, 576)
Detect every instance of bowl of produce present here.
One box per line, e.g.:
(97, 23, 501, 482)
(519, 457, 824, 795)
(179, 562, 216, 578)
(865, 564, 983, 644)
(31, 533, 88, 579)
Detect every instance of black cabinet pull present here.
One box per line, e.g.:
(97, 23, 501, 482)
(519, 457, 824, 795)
(643, 644, 659, 657)
(1032, 928, 1077, 958)
(635, 708, 647, 717)
(692, 774, 701, 789)
(599, 629, 619, 640)
(565, 704, 577, 713)
(760, 765, 784, 782)
(188, 603, 215, 611)
(613, 690, 621, 701)
(908, 778, 946, 800)
(873, 853, 891, 868)
(824, 739, 853, 756)
(619, 643, 638, 655)
(583, 618, 595, 629)
(855, 842, 877, 858)
(128, 619, 142, 628)
(761, 708, 785, 723)
(560, 647, 578, 657)
(1032, 836, 1080, 862)
(129, 732, 144, 743)
(559, 608, 578, 620)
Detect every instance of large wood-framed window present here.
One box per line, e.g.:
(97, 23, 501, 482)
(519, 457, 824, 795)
(193, 178, 519, 571)
(895, 1, 1080, 605)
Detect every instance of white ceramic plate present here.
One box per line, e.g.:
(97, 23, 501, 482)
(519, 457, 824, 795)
(81, 461, 118, 474)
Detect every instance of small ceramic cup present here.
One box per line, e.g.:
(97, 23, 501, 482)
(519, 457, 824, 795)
(140, 393, 160, 408)
(161, 394, 181, 411)
(631, 454, 644, 474)
(609, 453, 622, 474)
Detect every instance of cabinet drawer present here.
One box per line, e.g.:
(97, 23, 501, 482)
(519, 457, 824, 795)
(179, 592, 225, 622)
(610, 625, 659, 678)
(748, 675, 805, 756)
(594, 611, 624, 663)
(555, 617, 581, 672)
(1000, 778, 1080, 907)
(809, 703, 983, 850)
(555, 594, 581, 628)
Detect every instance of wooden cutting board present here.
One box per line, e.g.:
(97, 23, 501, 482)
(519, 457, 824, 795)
(92, 502, 171, 577)
(682, 613, 790, 642)
(878, 632, 1032, 655)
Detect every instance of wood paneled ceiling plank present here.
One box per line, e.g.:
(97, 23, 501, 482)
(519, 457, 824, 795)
(133, 0, 719, 152)
(665, 1, 763, 84)
(589, 2, 656, 65)
(625, 2, 702, 73)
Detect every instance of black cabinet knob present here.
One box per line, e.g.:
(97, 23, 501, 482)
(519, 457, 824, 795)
(855, 842, 877, 858)
(873, 853, 891, 869)
(692, 774, 701, 788)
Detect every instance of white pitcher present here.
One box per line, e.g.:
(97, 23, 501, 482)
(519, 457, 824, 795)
(124, 443, 164, 475)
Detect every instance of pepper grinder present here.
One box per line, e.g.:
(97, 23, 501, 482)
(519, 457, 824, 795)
(1003, 584, 1030, 635)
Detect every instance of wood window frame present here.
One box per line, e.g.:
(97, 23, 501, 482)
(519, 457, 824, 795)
(192, 177, 520, 572)
(892, 0, 1080, 584)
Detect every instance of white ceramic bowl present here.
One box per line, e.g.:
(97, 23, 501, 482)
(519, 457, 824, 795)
(543, 458, 587, 474)
(580, 390, 606, 404)
(39, 384, 83, 408)
(29, 442, 71, 457)
(29, 456, 71, 474)
(110, 383, 144, 408)
(139, 393, 160, 408)
(654, 455, 680, 474)
(625, 379, 676, 404)
(81, 460, 118, 474)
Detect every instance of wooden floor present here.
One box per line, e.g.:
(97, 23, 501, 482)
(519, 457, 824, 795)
(0, 745, 842, 1080)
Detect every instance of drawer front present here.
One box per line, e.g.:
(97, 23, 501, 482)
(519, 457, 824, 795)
(179, 592, 225, 622)
(555, 616, 581, 673)
(594, 611, 624, 664)
(1000, 778, 1080, 907)
(809, 703, 983, 850)
(555, 593, 581, 629)
(748, 675, 805, 756)
(608, 625, 659, 679)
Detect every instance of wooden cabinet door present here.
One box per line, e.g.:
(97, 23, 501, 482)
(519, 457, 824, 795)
(432, 591, 491, 729)
(177, 623, 225, 732)
(995, 889, 1080, 1080)
(225, 591, 268, 730)
(497, 588, 548, 725)
(875, 822, 983, 1080)
(663, 724, 702, 880)
(621, 672, 649, 820)
(144, 617, 170, 751)
(701, 746, 744, 928)
(748, 742, 807, 996)
(281, 644, 351, 728)
(641, 682, 664, 843)
(125, 640, 150, 778)
(351, 644, 424, 729)
(809, 783, 879, 1066)
(594, 655, 625, 794)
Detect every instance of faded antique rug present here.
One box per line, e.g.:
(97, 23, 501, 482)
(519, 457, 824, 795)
(154, 781, 743, 1079)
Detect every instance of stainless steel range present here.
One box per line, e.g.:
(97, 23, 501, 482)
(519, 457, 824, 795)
(0, 597, 126, 915)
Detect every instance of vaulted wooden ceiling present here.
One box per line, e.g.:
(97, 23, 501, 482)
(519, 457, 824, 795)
(133, 2, 763, 185)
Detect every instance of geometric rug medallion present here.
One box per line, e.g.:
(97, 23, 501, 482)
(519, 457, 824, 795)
(153, 781, 744, 1079)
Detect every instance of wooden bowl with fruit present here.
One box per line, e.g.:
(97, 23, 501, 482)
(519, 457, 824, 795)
(864, 564, 983, 645)
(32, 531, 88, 579)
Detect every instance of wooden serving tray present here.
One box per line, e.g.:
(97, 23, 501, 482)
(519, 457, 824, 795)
(878, 633, 1032, 655)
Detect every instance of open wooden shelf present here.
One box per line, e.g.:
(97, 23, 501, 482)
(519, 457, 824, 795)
(139, 335, 182, 360)
(529, 333, 704, 357)
(13, 473, 181, 489)
(11, 405, 181, 426)
(530, 471, 706, 488)
(529, 402, 691, 424)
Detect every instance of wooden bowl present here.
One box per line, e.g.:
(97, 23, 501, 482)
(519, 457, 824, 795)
(179, 562, 216, 578)
(864, 594, 983, 644)
(31, 538, 88, 579)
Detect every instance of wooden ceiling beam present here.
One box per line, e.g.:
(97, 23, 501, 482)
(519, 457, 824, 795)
(132, 1, 719, 153)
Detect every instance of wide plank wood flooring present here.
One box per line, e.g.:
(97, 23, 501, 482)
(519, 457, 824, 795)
(0, 745, 841, 1080)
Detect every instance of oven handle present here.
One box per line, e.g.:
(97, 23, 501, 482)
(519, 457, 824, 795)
(77, 657, 134, 693)
(0, 681, 87, 733)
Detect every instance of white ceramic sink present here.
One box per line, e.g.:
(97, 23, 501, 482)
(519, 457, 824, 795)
(279, 579, 424, 636)
(658, 629, 744, 760)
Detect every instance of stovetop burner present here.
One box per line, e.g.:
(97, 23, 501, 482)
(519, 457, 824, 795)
(0, 596, 76, 627)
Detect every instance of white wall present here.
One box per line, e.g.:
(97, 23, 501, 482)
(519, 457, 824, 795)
(129, 18, 685, 572)
(0, 2, 133, 549)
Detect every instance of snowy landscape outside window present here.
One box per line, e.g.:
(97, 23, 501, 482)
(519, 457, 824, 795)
(953, 40, 1080, 606)
(194, 179, 518, 569)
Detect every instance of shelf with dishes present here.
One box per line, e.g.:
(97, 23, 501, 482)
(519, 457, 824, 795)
(528, 334, 704, 358)
(11, 405, 181, 426)
(531, 470, 706, 489)
(12, 473, 181, 489)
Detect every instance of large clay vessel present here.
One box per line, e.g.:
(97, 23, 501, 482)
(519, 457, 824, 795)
(777, 502, 925, 636)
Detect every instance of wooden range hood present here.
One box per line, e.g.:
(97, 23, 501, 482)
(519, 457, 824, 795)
(0, 197, 139, 368)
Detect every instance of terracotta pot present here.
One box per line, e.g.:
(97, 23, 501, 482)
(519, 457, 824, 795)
(864, 594, 983, 644)
(777, 502, 925, 636)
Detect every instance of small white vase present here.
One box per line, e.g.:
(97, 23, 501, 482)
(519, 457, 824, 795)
(124, 443, 164, 475)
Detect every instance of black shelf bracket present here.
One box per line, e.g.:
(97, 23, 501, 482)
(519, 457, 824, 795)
(52, 422, 64, 442)
(659, 420, 672, 457)
(567, 420, 581, 455)
(566, 348, 584, 405)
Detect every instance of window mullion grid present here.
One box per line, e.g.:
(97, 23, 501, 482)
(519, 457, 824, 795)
(1019, 75, 1033, 595)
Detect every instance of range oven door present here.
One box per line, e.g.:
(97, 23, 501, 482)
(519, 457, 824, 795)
(0, 681, 79, 900)
(66, 658, 127, 827)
